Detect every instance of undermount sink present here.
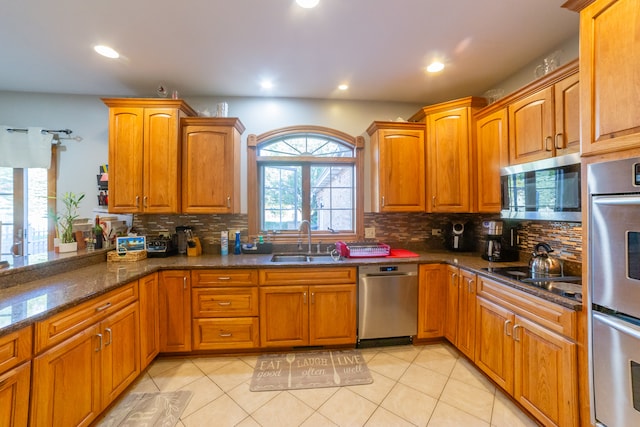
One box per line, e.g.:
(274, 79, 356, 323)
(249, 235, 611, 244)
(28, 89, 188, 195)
(270, 253, 333, 263)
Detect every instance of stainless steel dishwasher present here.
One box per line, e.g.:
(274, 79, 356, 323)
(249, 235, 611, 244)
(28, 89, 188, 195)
(358, 264, 418, 346)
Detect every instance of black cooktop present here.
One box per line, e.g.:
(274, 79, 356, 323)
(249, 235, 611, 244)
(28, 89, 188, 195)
(482, 266, 582, 301)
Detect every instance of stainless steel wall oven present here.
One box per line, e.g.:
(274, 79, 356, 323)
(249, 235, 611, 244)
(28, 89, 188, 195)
(589, 157, 640, 426)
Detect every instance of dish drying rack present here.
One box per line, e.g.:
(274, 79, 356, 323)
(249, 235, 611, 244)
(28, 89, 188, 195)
(335, 241, 390, 258)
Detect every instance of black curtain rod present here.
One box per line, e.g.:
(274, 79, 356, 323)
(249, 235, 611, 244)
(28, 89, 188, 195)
(6, 128, 73, 135)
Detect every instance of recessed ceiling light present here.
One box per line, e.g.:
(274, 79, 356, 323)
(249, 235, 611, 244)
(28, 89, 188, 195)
(426, 61, 445, 73)
(296, 0, 319, 8)
(338, 84, 349, 91)
(94, 45, 120, 59)
(261, 80, 274, 89)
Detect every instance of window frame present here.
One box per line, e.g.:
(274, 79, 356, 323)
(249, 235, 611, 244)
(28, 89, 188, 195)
(247, 125, 364, 244)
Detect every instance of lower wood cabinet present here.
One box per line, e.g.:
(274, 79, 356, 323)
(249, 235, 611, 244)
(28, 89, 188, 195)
(158, 270, 192, 353)
(0, 326, 32, 427)
(139, 273, 160, 370)
(475, 276, 578, 427)
(443, 266, 476, 360)
(258, 267, 357, 347)
(417, 264, 446, 339)
(31, 301, 140, 427)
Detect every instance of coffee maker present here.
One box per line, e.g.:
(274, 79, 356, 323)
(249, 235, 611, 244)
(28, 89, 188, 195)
(482, 221, 519, 262)
(443, 221, 474, 252)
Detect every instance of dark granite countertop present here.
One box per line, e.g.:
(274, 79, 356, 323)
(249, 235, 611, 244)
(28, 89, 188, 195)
(0, 250, 582, 337)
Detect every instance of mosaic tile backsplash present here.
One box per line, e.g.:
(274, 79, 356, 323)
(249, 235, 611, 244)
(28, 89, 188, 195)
(132, 213, 582, 267)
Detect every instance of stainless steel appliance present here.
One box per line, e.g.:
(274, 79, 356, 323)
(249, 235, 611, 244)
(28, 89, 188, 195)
(481, 220, 519, 262)
(589, 157, 640, 426)
(358, 264, 417, 346)
(146, 235, 177, 257)
(501, 152, 581, 222)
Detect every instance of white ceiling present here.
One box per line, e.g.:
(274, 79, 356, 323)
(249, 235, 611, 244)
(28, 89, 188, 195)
(0, 0, 579, 104)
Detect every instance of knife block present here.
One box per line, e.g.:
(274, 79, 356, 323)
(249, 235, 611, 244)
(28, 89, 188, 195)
(187, 237, 202, 256)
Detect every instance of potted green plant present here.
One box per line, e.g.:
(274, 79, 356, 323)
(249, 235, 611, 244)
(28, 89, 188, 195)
(55, 192, 85, 252)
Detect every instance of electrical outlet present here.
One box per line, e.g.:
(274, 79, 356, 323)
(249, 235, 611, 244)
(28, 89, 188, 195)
(364, 227, 376, 239)
(432, 228, 442, 236)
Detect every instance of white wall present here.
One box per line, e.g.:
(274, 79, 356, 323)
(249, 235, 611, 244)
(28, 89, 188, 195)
(0, 92, 421, 216)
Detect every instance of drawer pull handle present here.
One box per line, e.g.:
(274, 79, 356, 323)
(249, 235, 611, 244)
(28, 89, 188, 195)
(95, 302, 112, 312)
(217, 277, 231, 281)
(217, 301, 232, 306)
(219, 331, 232, 337)
(96, 333, 103, 352)
(105, 328, 112, 346)
(504, 320, 512, 337)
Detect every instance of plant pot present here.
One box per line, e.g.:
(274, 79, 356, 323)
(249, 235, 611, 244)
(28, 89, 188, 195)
(58, 242, 77, 253)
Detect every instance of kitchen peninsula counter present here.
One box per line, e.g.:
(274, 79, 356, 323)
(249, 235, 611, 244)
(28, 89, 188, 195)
(0, 250, 582, 336)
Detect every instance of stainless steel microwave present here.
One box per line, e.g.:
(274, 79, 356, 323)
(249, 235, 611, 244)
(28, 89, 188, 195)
(500, 153, 581, 222)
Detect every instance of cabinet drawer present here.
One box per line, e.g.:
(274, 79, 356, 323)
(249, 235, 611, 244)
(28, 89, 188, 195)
(259, 267, 357, 286)
(192, 287, 258, 317)
(192, 269, 258, 287)
(34, 282, 138, 353)
(192, 318, 259, 350)
(0, 326, 32, 374)
(477, 276, 576, 339)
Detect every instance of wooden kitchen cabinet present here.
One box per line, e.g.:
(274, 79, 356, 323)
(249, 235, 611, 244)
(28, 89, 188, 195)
(103, 98, 196, 214)
(31, 300, 140, 427)
(191, 269, 260, 350)
(0, 326, 32, 427)
(411, 97, 487, 213)
(476, 275, 578, 427)
(443, 266, 476, 360)
(259, 267, 357, 347)
(181, 117, 245, 214)
(577, 0, 640, 155)
(417, 264, 446, 339)
(367, 121, 425, 212)
(159, 270, 192, 353)
(507, 63, 579, 164)
(139, 273, 160, 370)
(475, 107, 508, 213)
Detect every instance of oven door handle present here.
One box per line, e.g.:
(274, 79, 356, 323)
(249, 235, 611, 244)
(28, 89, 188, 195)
(593, 196, 640, 207)
(593, 311, 640, 340)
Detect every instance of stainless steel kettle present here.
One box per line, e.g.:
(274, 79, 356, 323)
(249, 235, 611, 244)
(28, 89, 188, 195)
(529, 242, 563, 277)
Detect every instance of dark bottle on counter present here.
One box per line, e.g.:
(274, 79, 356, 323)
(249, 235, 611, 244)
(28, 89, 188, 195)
(234, 230, 241, 255)
(94, 215, 103, 249)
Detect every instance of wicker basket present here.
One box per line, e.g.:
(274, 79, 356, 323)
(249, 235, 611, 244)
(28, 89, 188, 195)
(107, 250, 148, 262)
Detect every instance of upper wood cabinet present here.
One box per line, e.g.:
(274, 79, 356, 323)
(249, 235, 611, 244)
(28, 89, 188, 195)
(103, 98, 196, 214)
(475, 107, 508, 213)
(507, 63, 579, 164)
(410, 97, 487, 213)
(578, 0, 640, 155)
(181, 117, 245, 214)
(367, 122, 425, 212)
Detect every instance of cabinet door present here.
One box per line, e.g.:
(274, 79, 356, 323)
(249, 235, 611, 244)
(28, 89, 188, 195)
(143, 108, 180, 213)
(554, 73, 580, 156)
(108, 107, 144, 213)
(309, 284, 356, 345)
(457, 269, 476, 360)
(508, 86, 554, 164)
(514, 315, 578, 427)
(376, 128, 426, 212)
(158, 271, 192, 352)
(259, 286, 309, 347)
(31, 325, 102, 427)
(418, 264, 446, 339)
(427, 107, 471, 212)
(580, 0, 640, 155)
(101, 302, 140, 408)
(139, 273, 159, 370)
(475, 296, 514, 393)
(476, 108, 508, 213)
(0, 362, 30, 427)
(182, 124, 238, 213)
(443, 266, 459, 344)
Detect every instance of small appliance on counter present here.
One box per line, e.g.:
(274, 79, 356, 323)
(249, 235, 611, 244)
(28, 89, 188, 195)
(175, 226, 193, 255)
(146, 235, 177, 257)
(443, 222, 474, 252)
(481, 220, 519, 262)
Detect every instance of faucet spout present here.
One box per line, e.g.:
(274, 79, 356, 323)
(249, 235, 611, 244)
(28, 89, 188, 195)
(298, 220, 312, 254)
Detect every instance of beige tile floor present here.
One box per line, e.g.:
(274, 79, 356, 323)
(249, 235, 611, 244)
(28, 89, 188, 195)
(104, 342, 540, 427)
